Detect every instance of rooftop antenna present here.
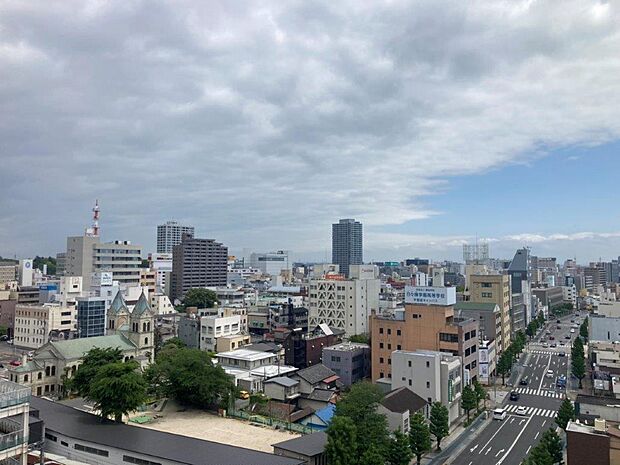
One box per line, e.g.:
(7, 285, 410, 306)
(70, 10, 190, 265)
(85, 200, 100, 237)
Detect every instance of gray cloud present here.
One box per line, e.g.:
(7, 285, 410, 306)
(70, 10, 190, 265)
(1, 0, 619, 260)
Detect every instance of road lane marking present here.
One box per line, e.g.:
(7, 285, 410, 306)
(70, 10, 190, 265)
(495, 448, 505, 457)
(496, 401, 535, 464)
(485, 446, 491, 455)
(535, 431, 540, 439)
(479, 420, 510, 454)
(470, 445, 478, 453)
(526, 446, 532, 455)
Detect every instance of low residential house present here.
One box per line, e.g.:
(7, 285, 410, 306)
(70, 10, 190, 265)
(273, 432, 328, 465)
(264, 377, 301, 402)
(291, 364, 340, 411)
(216, 349, 297, 393)
(377, 387, 429, 433)
(576, 394, 620, 422)
(298, 404, 335, 432)
(269, 324, 344, 369)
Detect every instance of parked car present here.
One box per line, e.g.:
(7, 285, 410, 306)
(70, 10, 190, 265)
(550, 342, 557, 348)
(0, 335, 8, 341)
(510, 391, 520, 401)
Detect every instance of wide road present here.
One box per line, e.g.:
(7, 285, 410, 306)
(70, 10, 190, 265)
(451, 311, 584, 465)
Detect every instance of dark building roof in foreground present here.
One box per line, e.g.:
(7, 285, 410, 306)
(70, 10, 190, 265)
(381, 387, 428, 414)
(31, 397, 302, 465)
(273, 432, 328, 457)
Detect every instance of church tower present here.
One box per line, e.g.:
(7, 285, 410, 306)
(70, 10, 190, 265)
(128, 291, 155, 360)
(107, 290, 130, 334)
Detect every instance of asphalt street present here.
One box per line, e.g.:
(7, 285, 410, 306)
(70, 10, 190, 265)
(451, 312, 584, 465)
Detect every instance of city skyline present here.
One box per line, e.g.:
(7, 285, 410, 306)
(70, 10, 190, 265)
(2, 1, 620, 262)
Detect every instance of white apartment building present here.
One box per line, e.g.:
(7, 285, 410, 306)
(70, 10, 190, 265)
(391, 350, 463, 426)
(149, 253, 173, 293)
(200, 314, 243, 352)
(562, 285, 577, 308)
(0, 380, 30, 464)
(14, 303, 77, 349)
(308, 265, 380, 337)
(151, 294, 176, 315)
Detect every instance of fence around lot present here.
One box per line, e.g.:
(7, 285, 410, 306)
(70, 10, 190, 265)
(227, 409, 313, 434)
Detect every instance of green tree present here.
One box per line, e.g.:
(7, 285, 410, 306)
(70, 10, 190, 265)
(387, 429, 412, 465)
(335, 382, 389, 456)
(87, 361, 147, 422)
(429, 402, 449, 451)
(349, 334, 370, 344)
(497, 351, 512, 385)
(409, 412, 431, 465)
(580, 318, 588, 342)
(572, 337, 584, 359)
(474, 380, 486, 410)
(526, 322, 536, 339)
(461, 385, 477, 421)
(181, 288, 217, 309)
(66, 347, 123, 396)
(0, 325, 7, 337)
(540, 428, 563, 464)
(325, 416, 358, 465)
(571, 353, 586, 389)
(359, 443, 384, 465)
(33, 256, 57, 275)
(527, 442, 554, 465)
(556, 397, 576, 431)
(145, 345, 235, 408)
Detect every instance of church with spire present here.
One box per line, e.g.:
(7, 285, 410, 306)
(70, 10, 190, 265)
(8, 290, 156, 397)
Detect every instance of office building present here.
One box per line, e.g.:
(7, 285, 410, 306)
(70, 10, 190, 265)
(13, 303, 77, 349)
(510, 293, 526, 333)
(371, 286, 478, 383)
(391, 350, 463, 425)
(532, 286, 564, 312)
(250, 251, 289, 276)
(65, 236, 142, 289)
(332, 218, 363, 277)
(0, 264, 16, 284)
(156, 220, 195, 254)
(76, 296, 106, 338)
(508, 248, 533, 324)
(585, 264, 608, 291)
(170, 234, 228, 301)
(308, 265, 380, 337)
(322, 342, 370, 386)
(148, 252, 173, 293)
(468, 274, 511, 353)
(563, 285, 577, 308)
(454, 301, 501, 344)
(55, 252, 66, 276)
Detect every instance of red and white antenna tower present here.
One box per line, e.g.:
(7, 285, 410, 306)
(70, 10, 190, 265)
(85, 200, 100, 237)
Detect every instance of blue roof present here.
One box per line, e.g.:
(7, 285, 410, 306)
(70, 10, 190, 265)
(314, 404, 335, 425)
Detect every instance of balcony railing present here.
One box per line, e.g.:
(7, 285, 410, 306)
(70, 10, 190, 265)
(0, 418, 26, 453)
(0, 381, 30, 411)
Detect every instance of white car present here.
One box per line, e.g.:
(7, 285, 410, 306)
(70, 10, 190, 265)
(546, 369, 554, 378)
(516, 406, 528, 416)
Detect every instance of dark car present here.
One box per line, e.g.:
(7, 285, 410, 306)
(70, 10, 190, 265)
(519, 378, 528, 386)
(549, 336, 555, 340)
(510, 391, 520, 401)
(565, 335, 571, 339)
(559, 352, 566, 357)
(557, 319, 561, 323)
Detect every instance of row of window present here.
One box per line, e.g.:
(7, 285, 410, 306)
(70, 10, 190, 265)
(379, 342, 402, 351)
(378, 328, 402, 336)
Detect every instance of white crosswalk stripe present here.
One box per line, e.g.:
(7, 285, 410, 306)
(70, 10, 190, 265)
(513, 387, 564, 398)
(504, 404, 557, 418)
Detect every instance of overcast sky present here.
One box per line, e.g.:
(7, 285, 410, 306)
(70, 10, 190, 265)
(1, 0, 620, 263)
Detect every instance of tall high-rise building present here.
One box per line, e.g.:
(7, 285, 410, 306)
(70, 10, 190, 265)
(170, 234, 228, 301)
(157, 221, 195, 254)
(332, 218, 363, 277)
(76, 296, 106, 338)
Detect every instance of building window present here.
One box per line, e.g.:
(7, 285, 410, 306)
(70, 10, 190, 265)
(74, 444, 109, 457)
(387, 329, 392, 335)
(426, 381, 430, 388)
(481, 283, 492, 288)
(388, 358, 391, 365)
(45, 433, 58, 442)
(397, 329, 401, 336)
(426, 361, 430, 368)
(387, 344, 392, 350)
(61, 441, 68, 447)
(397, 345, 401, 350)
(123, 455, 163, 465)
(408, 379, 412, 386)
(408, 361, 412, 367)
(481, 292, 492, 298)
(379, 343, 384, 349)
(380, 357, 384, 364)
(439, 333, 458, 343)
(379, 328, 384, 334)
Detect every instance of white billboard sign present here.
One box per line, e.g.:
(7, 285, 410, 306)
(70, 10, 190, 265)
(404, 286, 456, 305)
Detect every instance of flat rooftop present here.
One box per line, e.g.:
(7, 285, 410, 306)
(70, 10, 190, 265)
(217, 349, 277, 361)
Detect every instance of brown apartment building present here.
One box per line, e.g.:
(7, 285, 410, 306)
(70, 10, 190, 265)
(469, 274, 511, 353)
(370, 302, 478, 383)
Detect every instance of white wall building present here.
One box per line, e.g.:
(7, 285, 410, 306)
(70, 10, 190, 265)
(307, 264, 380, 337)
(250, 251, 289, 276)
(391, 350, 462, 426)
(149, 253, 173, 293)
(562, 285, 577, 308)
(200, 314, 243, 352)
(14, 303, 77, 349)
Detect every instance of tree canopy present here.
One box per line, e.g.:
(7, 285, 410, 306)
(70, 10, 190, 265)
(87, 361, 147, 422)
(181, 288, 217, 309)
(66, 347, 123, 397)
(461, 385, 477, 420)
(144, 343, 234, 409)
(429, 402, 449, 451)
(556, 397, 576, 431)
(409, 412, 431, 465)
(325, 416, 358, 465)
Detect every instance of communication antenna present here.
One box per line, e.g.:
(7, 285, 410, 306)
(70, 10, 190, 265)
(85, 200, 100, 237)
